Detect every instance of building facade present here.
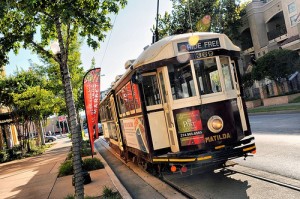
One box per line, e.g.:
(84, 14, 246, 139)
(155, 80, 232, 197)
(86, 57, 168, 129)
(0, 66, 19, 149)
(241, 0, 300, 58)
(240, 0, 300, 99)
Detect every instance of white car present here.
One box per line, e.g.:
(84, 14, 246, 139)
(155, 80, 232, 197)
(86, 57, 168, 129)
(45, 136, 57, 143)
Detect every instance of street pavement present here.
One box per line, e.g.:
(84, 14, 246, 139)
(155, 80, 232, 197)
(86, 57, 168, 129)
(0, 104, 299, 199)
(0, 136, 130, 199)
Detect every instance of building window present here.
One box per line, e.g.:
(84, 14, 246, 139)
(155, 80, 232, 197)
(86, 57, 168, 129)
(290, 14, 298, 26)
(288, 2, 296, 14)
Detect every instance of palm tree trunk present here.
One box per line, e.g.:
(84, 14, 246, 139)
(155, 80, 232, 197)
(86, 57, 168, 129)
(55, 18, 84, 199)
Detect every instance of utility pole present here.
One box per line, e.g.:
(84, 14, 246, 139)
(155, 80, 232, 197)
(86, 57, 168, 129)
(152, 0, 159, 44)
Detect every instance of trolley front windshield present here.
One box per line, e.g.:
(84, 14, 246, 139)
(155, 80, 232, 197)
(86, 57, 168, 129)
(168, 56, 236, 100)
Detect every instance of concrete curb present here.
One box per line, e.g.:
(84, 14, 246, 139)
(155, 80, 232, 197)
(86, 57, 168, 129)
(97, 138, 187, 199)
(94, 139, 132, 199)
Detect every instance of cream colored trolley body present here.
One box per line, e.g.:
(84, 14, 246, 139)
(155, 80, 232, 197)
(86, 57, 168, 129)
(99, 32, 256, 173)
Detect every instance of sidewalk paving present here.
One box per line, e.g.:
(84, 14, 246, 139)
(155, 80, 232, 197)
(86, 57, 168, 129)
(0, 136, 128, 199)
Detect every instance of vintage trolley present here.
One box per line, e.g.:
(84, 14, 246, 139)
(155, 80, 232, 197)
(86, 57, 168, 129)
(99, 32, 256, 174)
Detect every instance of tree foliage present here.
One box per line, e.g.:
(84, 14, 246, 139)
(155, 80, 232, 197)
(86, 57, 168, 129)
(0, 69, 60, 148)
(241, 72, 254, 89)
(0, 1, 127, 198)
(0, 0, 127, 66)
(153, 0, 243, 40)
(252, 49, 300, 82)
(32, 30, 85, 116)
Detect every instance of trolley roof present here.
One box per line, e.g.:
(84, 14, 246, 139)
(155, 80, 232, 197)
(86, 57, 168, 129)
(132, 32, 240, 69)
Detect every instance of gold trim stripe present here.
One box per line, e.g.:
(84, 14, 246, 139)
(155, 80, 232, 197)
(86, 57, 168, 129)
(152, 158, 195, 162)
(215, 145, 225, 150)
(153, 156, 212, 163)
(153, 158, 169, 162)
(197, 156, 212, 161)
(169, 158, 196, 162)
(243, 145, 256, 152)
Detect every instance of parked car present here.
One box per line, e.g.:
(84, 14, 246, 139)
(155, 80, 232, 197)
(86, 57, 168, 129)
(45, 136, 57, 143)
(98, 123, 103, 136)
(29, 132, 38, 139)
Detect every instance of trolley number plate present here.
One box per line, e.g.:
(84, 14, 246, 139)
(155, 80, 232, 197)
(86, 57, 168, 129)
(194, 51, 214, 59)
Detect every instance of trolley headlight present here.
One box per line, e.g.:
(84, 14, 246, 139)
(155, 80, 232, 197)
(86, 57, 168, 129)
(207, 115, 223, 133)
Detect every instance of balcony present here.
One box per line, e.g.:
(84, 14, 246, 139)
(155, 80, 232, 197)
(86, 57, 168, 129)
(267, 27, 287, 41)
(240, 28, 253, 51)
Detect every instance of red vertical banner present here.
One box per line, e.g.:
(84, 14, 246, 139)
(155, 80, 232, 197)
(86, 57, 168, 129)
(83, 68, 101, 157)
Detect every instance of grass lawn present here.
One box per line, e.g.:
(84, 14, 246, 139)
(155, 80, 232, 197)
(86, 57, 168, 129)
(247, 104, 300, 113)
(290, 96, 300, 103)
(247, 94, 300, 114)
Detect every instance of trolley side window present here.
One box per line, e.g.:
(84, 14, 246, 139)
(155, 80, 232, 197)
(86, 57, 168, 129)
(142, 75, 161, 106)
(106, 102, 113, 120)
(220, 56, 234, 90)
(132, 83, 141, 111)
(124, 82, 135, 113)
(194, 58, 222, 95)
(168, 63, 196, 100)
(116, 91, 126, 115)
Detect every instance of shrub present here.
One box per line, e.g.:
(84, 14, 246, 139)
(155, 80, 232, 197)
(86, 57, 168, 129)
(291, 96, 300, 103)
(83, 158, 104, 171)
(102, 186, 122, 199)
(80, 140, 96, 157)
(63, 195, 97, 199)
(81, 148, 94, 157)
(66, 152, 73, 160)
(58, 160, 73, 177)
(64, 194, 74, 199)
(0, 150, 9, 163)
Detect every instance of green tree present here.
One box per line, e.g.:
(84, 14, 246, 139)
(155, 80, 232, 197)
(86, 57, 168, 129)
(153, 0, 243, 40)
(0, 1, 127, 198)
(252, 49, 300, 94)
(12, 86, 59, 146)
(0, 70, 58, 151)
(33, 30, 85, 117)
(253, 49, 300, 82)
(241, 72, 254, 89)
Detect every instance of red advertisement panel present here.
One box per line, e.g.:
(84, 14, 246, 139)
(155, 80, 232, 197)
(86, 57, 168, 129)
(176, 110, 204, 146)
(132, 84, 141, 110)
(83, 68, 101, 156)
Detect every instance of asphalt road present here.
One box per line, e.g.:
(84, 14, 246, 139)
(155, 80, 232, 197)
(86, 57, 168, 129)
(162, 113, 300, 198)
(248, 112, 300, 135)
(95, 113, 300, 199)
(234, 112, 300, 180)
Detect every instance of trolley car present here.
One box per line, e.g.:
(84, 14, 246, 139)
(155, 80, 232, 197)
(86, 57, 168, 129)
(99, 32, 256, 174)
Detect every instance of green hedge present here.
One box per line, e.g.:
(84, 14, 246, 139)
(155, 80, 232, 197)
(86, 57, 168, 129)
(58, 157, 104, 177)
(83, 158, 104, 171)
(58, 160, 73, 177)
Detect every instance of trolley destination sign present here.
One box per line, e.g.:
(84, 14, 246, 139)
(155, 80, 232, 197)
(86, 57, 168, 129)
(177, 38, 221, 52)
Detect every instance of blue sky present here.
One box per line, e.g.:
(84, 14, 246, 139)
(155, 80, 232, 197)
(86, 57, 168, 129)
(5, 0, 173, 91)
(5, 0, 249, 90)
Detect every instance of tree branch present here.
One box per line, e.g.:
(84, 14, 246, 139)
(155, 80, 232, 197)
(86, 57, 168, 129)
(30, 41, 60, 63)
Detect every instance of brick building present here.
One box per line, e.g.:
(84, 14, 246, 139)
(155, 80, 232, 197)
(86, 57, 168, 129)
(239, 0, 300, 99)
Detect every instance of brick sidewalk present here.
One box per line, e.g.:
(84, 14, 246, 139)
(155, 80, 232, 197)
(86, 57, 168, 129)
(0, 137, 121, 199)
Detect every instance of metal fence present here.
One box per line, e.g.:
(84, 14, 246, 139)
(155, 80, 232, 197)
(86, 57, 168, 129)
(244, 72, 300, 100)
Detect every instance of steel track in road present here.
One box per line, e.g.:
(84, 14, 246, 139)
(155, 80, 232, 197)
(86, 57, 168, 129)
(225, 168, 300, 192)
(160, 167, 300, 199)
(160, 176, 197, 199)
(97, 138, 300, 198)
